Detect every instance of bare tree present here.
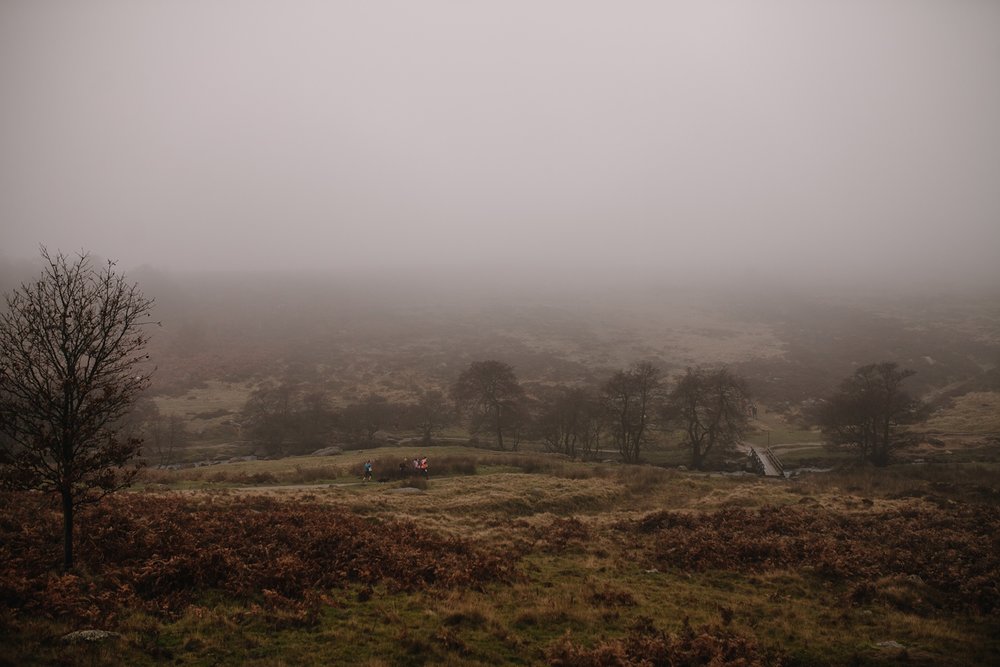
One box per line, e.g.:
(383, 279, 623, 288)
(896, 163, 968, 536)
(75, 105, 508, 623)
(241, 381, 334, 455)
(241, 381, 297, 456)
(817, 362, 924, 467)
(409, 389, 452, 445)
(451, 360, 525, 451)
(148, 413, 188, 466)
(536, 386, 603, 459)
(667, 366, 750, 470)
(0, 249, 154, 570)
(602, 362, 662, 463)
(340, 393, 396, 445)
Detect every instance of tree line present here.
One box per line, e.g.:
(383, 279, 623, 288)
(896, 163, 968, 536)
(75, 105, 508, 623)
(143, 356, 926, 476)
(233, 358, 759, 472)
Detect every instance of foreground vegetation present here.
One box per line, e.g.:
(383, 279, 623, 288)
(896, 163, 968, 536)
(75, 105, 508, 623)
(2, 447, 998, 666)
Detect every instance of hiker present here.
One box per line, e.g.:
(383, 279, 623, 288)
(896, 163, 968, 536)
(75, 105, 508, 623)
(419, 457, 428, 479)
(412, 458, 420, 474)
(398, 459, 407, 478)
(362, 460, 373, 482)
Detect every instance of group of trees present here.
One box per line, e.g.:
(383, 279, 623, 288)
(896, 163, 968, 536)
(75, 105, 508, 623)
(239, 383, 454, 456)
(450, 359, 755, 469)
(447, 358, 925, 471)
(235, 357, 758, 470)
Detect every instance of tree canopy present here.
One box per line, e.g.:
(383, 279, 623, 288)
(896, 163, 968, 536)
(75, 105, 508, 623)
(451, 360, 526, 451)
(666, 366, 751, 470)
(817, 362, 924, 467)
(602, 362, 662, 464)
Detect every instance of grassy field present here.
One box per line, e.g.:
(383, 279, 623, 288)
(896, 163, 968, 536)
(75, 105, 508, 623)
(3, 445, 999, 666)
(924, 391, 1000, 434)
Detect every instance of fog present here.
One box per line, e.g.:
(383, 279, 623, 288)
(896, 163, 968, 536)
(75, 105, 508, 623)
(1, 1, 999, 287)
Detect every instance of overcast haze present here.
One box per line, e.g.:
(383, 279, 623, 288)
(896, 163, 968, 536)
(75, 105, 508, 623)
(1, 1, 999, 285)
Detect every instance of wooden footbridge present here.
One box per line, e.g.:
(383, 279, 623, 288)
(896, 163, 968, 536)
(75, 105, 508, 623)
(747, 446, 785, 477)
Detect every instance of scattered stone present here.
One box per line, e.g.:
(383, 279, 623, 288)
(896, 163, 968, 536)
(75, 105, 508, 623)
(876, 640, 905, 649)
(312, 446, 343, 457)
(61, 630, 121, 644)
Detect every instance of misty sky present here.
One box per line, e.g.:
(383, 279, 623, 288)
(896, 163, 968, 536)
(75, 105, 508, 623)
(1, 1, 998, 283)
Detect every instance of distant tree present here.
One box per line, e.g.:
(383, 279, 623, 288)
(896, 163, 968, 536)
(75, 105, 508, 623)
(297, 388, 334, 449)
(340, 394, 396, 445)
(241, 381, 334, 455)
(409, 389, 452, 445)
(817, 362, 925, 467)
(241, 381, 297, 456)
(0, 249, 154, 570)
(536, 386, 603, 459)
(118, 395, 161, 443)
(148, 414, 188, 467)
(602, 362, 662, 463)
(451, 360, 525, 451)
(667, 366, 751, 470)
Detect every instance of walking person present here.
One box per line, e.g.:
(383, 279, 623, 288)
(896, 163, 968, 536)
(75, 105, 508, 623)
(362, 459, 373, 482)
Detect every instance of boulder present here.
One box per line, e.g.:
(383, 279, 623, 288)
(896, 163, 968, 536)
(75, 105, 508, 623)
(62, 630, 121, 644)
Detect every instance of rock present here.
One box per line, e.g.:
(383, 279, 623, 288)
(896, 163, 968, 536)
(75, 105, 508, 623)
(876, 640, 905, 649)
(183, 637, 205, 651)
(61, 630, 121, 644)
(312, 446, 343, 457)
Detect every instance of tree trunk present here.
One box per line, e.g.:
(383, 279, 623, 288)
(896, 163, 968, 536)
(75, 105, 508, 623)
(495, 405, 505, 451)
(61, 489, 74, 571)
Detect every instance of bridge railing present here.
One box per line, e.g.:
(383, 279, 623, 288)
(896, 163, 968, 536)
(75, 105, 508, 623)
(764, 447, 785, 476)
(746, 445, 785, 477)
